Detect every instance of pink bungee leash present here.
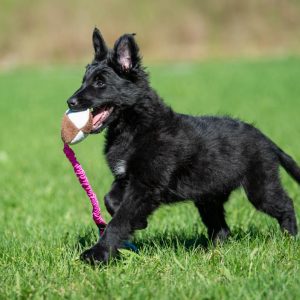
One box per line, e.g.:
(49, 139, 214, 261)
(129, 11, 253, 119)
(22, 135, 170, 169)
(63, 143, 107, 235)
(63, 143, 137, 251)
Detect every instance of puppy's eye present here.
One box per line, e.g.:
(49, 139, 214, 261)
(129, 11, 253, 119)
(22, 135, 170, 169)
(94, 76, 105, 88)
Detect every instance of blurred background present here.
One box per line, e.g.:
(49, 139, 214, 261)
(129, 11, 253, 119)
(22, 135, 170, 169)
(1, 0, 300, 68)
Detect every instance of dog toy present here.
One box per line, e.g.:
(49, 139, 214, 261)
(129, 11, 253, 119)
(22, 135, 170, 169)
(61, 109, 93, 145)
(63, 139, 137, 252)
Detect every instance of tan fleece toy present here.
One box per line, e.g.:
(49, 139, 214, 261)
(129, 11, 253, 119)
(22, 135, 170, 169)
(61, 109, 93, 144)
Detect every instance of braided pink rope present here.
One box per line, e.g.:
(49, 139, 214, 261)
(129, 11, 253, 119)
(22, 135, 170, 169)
(63, 144, 106, 235)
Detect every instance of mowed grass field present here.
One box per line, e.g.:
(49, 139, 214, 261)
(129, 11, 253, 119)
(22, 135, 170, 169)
(0, 57, 300, 299)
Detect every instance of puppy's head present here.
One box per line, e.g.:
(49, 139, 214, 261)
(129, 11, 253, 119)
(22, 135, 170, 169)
(67, 28, 147, 134)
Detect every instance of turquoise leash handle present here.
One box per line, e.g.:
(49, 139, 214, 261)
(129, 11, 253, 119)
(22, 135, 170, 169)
(123, 241, 138, 252)
(97, 225, 138, 253)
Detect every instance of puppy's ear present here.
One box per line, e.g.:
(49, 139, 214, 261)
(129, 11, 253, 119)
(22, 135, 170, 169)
(93, 27, 108, 61)
(113, 34, 140, 72)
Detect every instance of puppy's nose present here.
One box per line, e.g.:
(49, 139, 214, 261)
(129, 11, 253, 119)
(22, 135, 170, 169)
(67, 98, 78, 109)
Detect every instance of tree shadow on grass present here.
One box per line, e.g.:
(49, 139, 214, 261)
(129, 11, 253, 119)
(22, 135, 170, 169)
(72, 224, 281, 254)
(71, 227, 210, 253)
(132, 225, 281, 252)
(133, 232, 210, 252)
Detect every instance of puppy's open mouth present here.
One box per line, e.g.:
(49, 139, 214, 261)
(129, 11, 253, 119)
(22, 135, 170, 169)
(91, 106, 114, 133)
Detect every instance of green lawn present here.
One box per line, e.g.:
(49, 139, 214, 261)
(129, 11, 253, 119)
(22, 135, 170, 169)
(0, 57, 300, 299)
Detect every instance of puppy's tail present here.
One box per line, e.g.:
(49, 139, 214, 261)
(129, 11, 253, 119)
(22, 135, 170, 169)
(274, 146, 300, 184)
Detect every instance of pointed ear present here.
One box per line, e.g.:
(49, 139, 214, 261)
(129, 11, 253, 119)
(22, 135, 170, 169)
(92, 27, 108, 61)
(113, 34, 140, 72)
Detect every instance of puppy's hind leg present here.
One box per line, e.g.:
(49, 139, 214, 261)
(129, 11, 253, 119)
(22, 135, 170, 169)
(194, 193, 231, 243)
(243, 166, 297, 236)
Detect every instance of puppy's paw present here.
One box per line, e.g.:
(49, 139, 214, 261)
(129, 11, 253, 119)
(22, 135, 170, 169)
(80, 244, 110, 265)
(212, 228, 231, 245)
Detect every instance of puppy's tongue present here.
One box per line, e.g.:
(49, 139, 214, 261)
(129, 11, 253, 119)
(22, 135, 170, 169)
(92, 106, 113, 129)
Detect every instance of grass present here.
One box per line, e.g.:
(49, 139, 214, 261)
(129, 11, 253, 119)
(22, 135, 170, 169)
(0, 57, 300, 299)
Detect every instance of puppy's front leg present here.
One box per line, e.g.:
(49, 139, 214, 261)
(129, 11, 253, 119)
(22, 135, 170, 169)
(104, 178, 127, 216)
(81, 183, 159, 264)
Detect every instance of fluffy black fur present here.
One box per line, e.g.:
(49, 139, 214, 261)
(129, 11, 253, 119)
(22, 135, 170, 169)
(67, 28, 299, 264)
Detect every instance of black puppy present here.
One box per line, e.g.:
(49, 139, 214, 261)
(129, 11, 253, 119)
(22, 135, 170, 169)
(67, 28, 299, 264)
